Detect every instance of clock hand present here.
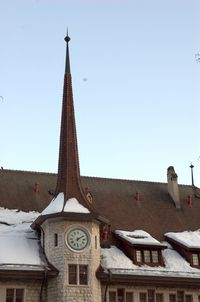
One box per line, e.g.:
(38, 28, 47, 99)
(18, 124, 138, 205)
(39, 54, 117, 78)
(77, 235, 84, 241)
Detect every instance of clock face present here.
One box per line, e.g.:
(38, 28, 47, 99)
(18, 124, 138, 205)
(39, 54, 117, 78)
(66, 228, 89, 251)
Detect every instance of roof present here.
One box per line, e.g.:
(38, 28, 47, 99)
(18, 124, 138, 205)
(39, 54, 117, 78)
(97, 243, 200, 287)
(0, 206, 57, 276)
(100, 244, 200, 279)
(0, 169, 200, 240)
(165, 230, 200, 249)
(115, 230, 165, 247)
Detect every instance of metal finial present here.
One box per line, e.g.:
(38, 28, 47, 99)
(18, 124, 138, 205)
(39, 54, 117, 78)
(64, 29, 71, 73)
(64, 28, 70, 43)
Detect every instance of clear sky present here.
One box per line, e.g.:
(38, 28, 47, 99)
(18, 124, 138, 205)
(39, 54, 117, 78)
(0, 0, 200, 187)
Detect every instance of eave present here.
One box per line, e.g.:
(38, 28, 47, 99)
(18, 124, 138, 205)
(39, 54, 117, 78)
(0, 268, 58, 281)
(31, 212, 109, 229)
(115, 234, 167, 250)
(165, 236, 200, 252)
(96, 270, 200, 289)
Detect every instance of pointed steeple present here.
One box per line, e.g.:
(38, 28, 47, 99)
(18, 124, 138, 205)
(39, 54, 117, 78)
(55, 34, 92, 211)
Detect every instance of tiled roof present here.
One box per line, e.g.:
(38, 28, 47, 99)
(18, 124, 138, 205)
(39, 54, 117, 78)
(0, 169, 199, 240)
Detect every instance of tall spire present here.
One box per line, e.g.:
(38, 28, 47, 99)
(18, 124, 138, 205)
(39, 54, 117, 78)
(55, 34, 91, 210)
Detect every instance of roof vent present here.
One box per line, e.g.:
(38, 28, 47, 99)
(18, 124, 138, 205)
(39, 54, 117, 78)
(188, 195, 192, 207)
(135, 191, 140, 201)
(85, 187, 93, 204)
(34, 183, 40, 193)
(127, 234, 148, 239)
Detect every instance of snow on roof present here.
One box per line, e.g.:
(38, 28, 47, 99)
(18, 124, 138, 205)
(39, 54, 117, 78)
(63, 198, 90, 213)
(101, 243, 200, 278)
(41, 193, 90, 215)
(165, 230, 200, 249)
(115, 230, 164, 246)
(0, 207, 45, 270)
(41, 192, 64, 215)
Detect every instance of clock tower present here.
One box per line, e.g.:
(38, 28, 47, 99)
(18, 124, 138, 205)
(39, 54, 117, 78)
(32, 34, 108, 302)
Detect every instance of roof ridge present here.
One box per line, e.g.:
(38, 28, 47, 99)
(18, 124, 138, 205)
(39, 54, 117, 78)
(82, 175, 192, 187)
(82, 175, 167, 185)
(0, 169, 192, 187)
(0, 168, 56, 176)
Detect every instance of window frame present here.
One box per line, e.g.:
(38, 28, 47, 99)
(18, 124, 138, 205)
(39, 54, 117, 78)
(140, 292, 147, 302)
(185, 295, 193, 302)
(68, 264, 89, 286)
(108, 291, 117, 302)
(107, 289, 134, 302)
(148, 289, 155, 302)
(126, 291, 134, 302)
(79, 264, 88, 285)
(6, 288, 25, 302)
(135, 249, 160, 265)
(156, 293, 164, 302)
(192, 253, 199, 266)
(169, 293, 177, 302)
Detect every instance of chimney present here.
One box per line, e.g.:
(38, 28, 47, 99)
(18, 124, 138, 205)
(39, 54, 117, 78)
(167, 166, 180, 209)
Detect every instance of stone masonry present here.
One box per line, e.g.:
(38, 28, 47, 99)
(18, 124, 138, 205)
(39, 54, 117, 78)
(42, 217, 101, 302)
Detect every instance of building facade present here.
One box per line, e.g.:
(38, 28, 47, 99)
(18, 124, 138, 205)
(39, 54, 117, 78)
(0, 35, 200, 302)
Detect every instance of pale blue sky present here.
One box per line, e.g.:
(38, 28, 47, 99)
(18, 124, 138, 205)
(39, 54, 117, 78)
(0, 0, 200, 186)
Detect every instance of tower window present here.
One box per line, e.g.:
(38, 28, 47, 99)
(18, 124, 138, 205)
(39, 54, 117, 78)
(54, 233, 58, 247)
(79, 265, 88, 285)
(68, 264, 88, 285)
(95, 235, 98, 249)
(68, 264, 77, 285)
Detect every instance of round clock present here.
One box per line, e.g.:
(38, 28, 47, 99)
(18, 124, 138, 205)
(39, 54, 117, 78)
(66, 227, 89, 251)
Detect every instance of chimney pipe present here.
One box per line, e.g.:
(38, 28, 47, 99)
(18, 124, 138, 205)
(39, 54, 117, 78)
(190, 164, 194, 187)
(167, 166, 180, 208)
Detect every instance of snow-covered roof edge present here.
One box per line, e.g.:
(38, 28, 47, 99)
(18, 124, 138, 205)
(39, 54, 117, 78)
(115, 230, 165, 247)
(165, 230, 200, 249)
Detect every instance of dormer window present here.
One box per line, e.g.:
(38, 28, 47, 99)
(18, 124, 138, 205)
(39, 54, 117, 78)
(115, 230, 166, 267)
(136, 250, 142, 262)
(192, 253, 199, 266)
(135, 249, 159, 265)
(144, 250, 151, 263)
(165, 230, 200, 268)
(152, 250, 159, 263)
